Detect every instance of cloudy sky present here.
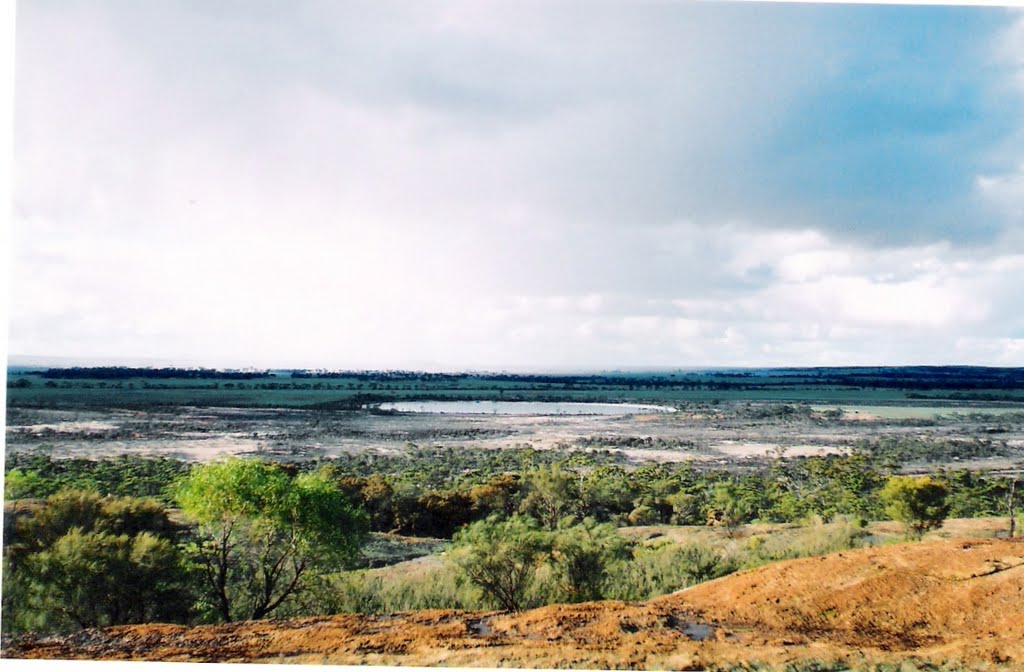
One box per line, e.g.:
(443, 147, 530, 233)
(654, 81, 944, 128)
(9, 1, 1024, 371)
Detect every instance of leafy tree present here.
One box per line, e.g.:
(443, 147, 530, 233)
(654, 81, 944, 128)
(450, 515, 552, 611)
(469, 473, 522, 519)
(665, 490, 705, 525)
(330, 472, 398, 532)
(708, 481, 754, 537)
(414, 490, 475, 537)
(519, 464, 580, 529)
(580, 466, 637, 522)
(938, 469, 1002, 518)
(175, 459, 368, 622)
(880, 475, 950, 540)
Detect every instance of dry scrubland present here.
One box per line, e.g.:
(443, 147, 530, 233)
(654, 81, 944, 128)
(8, 534, 1023, 671)
(7, 402, 1024, 471)
(5, 367, 1024, 669)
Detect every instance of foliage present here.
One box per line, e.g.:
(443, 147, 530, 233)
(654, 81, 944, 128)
(605, 541, 735, 602)
(518, 464, 582, 530)
(854, 436, 1010, 463)
(25, 528, 191, 629)
(708, 481, 756, 537)
(765, 454, 884, 522)
(3, 454, 192, 504)
(310, 564, 480, 615)
(175, 459, 369, 621)
(880, 476, 951, 540)
(743, 517, 868, 565)
(6, 489, 179, 565)
(2, 490, 192, 634)
(4, 468, 49, 500)
(450, 515, 553, 611)
(550, 519, 630, 602)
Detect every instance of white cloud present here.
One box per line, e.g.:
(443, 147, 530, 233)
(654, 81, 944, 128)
(977, 165, 1024, 220)
(9, 2, 1024, 369)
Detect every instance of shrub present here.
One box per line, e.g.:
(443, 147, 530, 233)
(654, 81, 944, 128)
(880, 476, 950, 540)
(2, 489, 192, 634)
(449, 515, 552, 611)
(550, 519, 630, 602)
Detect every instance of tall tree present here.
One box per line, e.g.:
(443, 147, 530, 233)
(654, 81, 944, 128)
(176, 459, 368, 622)
(1008, 478, 1019, 539)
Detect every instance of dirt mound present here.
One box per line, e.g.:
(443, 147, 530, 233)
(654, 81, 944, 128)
(6, 538, 1024, 669)
(660, 537, 1024, 665)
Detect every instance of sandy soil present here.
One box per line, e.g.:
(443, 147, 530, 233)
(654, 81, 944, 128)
(7, 537, 1023, 670)
(9, 405, 1024, 469)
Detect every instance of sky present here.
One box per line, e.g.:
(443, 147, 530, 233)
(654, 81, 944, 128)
(7, 0, 1024, 371)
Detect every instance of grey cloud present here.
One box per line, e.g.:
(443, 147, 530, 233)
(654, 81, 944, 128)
(11, 1, 1024, 368)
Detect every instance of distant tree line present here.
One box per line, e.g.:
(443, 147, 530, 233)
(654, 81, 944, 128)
(27, 365, 1024, 391)
(34, 367, 274, 380)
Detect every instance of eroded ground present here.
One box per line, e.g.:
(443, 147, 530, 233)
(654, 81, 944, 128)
(7, 404, 1024, 473)
(8, 537, 1023, 670)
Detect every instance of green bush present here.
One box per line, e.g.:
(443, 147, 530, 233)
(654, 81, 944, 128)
(316, 564, 481, 615)
(2, 489, 192, 634)
(550, 519, 630, 602)
(606, 541, 735, 601)
(449, 515, 552, 611)
(880, 476, 950, 540)
(744, 517, 868, 565)
(26, 528, 192, 629)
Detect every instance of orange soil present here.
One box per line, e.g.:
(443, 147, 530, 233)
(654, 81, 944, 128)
(6, 537, 1024, 670)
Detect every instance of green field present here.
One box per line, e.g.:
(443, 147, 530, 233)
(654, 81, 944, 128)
(7, 366, 1024, 411)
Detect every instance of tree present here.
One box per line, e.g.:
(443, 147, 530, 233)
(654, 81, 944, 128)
(1008, 478, 1019, 539)
(880, 475, 950, 540)
(450, 515, 552, 611)
(580, 466, 637, 522)
(175, 459, 368, 622)
(519, 464, 580, 530)
(708, 481, 754, 537)
(469, 473, 522, 519)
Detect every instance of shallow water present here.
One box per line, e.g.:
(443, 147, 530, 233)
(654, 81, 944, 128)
(374, 400, 676, 415)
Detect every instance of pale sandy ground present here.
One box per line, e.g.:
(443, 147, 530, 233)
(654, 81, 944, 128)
(6, 405, 1024, 470)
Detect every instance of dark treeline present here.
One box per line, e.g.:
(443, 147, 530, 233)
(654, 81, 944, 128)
(30, 365, 1024, 391)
